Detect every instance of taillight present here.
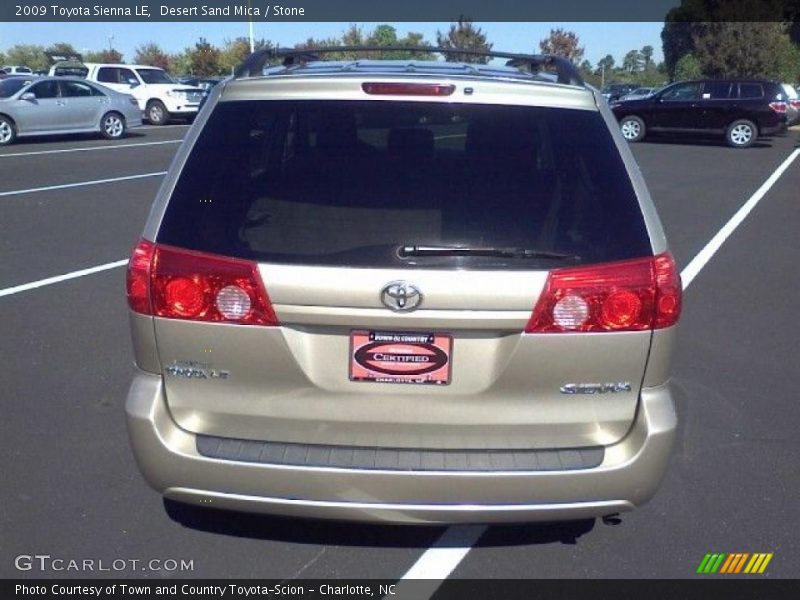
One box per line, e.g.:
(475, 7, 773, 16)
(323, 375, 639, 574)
(790, 99, 800, 110)
(525, 252, 681, 333)
(126, 239, 154, 314)
(125, 240, 278, 326)
(361, 82, 456, 96)
(769, 101, 787, 114)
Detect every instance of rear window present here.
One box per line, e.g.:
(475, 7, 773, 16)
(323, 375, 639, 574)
(738, 83, 764, 99)
(157, 100, 651, 269)
(702, 81, 732, 99)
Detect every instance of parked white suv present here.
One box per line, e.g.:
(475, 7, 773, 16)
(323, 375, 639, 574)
(84, 63, 203, 125)
(3, 66, 33, 74)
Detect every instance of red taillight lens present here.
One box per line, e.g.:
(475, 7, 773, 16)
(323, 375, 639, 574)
(125, 240, 278, 326)
(769, 101, 787, 113)
(525, 252, 681, 333)
(790, 99, 800, 109)
(126, 239, 154, 314)
(361, 82, 456, 96)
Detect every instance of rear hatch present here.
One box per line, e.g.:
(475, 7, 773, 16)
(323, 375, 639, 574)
(144, 87, 672, 450)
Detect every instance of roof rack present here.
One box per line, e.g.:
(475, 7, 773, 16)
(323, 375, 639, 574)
(234, 46, 584, 86)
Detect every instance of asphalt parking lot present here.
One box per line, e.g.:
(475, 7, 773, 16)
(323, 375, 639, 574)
(1, 124, 798, 584)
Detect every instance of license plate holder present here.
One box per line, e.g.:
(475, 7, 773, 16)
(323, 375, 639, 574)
(349, 330, 452, 385)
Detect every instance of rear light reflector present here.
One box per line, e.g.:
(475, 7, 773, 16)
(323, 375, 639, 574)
(125, 240, 278, 326)
(769, 101, 787, 113)
(525, 252, 681, 333)
(362, 82, 456, 96)
(126, 239, 154, 314)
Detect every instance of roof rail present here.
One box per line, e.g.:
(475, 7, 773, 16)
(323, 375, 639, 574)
(234, 46, 584, 86)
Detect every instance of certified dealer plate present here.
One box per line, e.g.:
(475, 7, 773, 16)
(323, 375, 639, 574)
(349, 331, 452, 385)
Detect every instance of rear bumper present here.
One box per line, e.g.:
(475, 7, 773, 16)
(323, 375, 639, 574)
(125, 371, 677, 524)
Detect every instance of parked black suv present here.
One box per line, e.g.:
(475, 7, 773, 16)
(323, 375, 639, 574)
(611, 79, 788, 148)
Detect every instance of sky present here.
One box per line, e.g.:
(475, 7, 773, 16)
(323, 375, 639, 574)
(0, 22, 664, 66)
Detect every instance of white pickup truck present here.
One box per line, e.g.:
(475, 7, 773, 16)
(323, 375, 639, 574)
(82, 63, 204, 125)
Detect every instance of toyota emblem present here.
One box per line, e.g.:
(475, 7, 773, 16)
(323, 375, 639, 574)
(380, 281, 423, 312)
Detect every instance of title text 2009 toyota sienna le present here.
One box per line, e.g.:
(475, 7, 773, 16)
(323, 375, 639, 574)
(124, 48, 682, 524)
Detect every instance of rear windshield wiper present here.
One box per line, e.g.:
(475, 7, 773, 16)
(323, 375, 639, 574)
(398, 245, 580, 260)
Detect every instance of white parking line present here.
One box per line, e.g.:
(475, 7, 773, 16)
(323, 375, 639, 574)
(0, 171, 167, 198)
(138, 124, 191, 130)
(680, 148, 800, 290)
(0, 259, 128, 298)
(0, 139, 182, 158)
(397, 525, 486, 582)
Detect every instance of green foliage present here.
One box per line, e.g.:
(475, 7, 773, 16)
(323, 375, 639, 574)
(134, 43, 170, 70)
(436, 17, 493, 63)
(622, 49, 644, 73)
(539, 28, 585, 63)
(168, 51, 193, 76)
(774, 33, 800, 83)
(661, 1, 800, 80)
(44, 42, 77, 57)
(294, 24, 434, 61)
(641, 45, 655, 69)
(597, 54, 615, 73)
(84, 49, 124, 63)
(674, 53, 702, 80)
(188, 38, 221, 76)
(4, 44, 48, 71)
(691, 22, 786, 79)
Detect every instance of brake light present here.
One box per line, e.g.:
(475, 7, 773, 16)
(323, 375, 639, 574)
(126, 239, 154, 314)
(790, 99, 800, 110)
(125, 240, 278, 326)
(769, 101, 787, 113)
(361, 82, 456, 96)
(525, 252, 681, 333)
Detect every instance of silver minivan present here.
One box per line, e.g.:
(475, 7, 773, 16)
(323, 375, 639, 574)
(125, 48, 682, 524)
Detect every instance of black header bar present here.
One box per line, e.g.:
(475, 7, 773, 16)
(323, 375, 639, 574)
(3, 0, 798, 22)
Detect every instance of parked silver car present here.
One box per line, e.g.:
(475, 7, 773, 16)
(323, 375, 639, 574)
(0, 76, 142, 145)
(781, 83, 799, 125)
(619, 87, 656, 101)
(125, 48, 682, 524)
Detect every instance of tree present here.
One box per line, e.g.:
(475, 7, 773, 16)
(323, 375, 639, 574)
(294, 24, 434, 62)
(538, 28, 584, 63)
(622, 49, 644, 73)
(661, 0, 800, 80)
(436, 17, 493, 63)
(84, 49, 124, 63)
(363, 24, 435, 60)
(690, 22, 790, 79)
(188, 38, 221, 76)
(673, 53, 702, 80)
(44, 42, 78, 56)
(169, 50, 193, 76)
(4, 44, 47, 72)
(220, 38, 249, 74)
(641, 45, 655, 70)
(597, 54, 615, 73)
(775, 33, 800, 83)
(398, 32, 436, 60)
(134, 43, 170, 70)
(218, 37, 275, 74)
